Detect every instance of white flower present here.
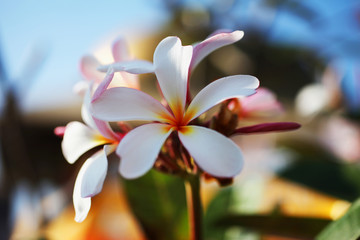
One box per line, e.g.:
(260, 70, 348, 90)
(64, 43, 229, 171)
(62, 88, 120, 222)
(92, 35, 259, 179)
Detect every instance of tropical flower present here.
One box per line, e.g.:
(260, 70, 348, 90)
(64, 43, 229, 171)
(61, 88, 121, 222)
(74, 37, 139, 95)
(92, 36, 260, 179)
(97, 30, 245, 86)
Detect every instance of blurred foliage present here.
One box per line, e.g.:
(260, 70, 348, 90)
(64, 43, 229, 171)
(215, 214, 330, 239)
(316, 198, 360, 240)
(204, 187, 233, 240)
(121, 170, 189, 240)
(278, 138, 360, 201)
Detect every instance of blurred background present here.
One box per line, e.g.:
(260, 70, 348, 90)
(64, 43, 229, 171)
(0, 0, 359, 239)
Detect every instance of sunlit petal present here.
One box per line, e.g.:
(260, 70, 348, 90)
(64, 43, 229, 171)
(153, 36, 193, 117)
(112, 37, 130, 62)
(81, 86, 97, 129)
(79, 55, 104, 83)
(92, 68, 115, 102)
(81, 86, 119, 140)
(91, 87, 173, 123)
(62, 122, 109, 164)
(97, 60, 155, 74)
(178, 126, 243, 177)
(93, 118, 121, 141)
(186, 75, 259, 122)
(190, 30, 244, 72)
(73, 81, 89, 96)
(73, 167, 91, 223)
(117, 123, 173, 179)
(80, 145, 115, 198)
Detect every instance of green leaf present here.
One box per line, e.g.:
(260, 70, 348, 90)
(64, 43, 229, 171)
(280, 160, 360, 201)
(214, 213, 330, 239)
(316, 198, 360, 240)
(204, 187, 233, 240)
(277, 138, 360, 201)
(121, 170, 188, 240)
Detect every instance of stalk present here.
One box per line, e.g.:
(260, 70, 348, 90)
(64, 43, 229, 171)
(185, 174, 203, 240)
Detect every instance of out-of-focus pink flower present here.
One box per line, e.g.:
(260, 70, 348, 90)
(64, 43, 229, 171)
(228, 88, 284, 119)
(295, 64, 342, 117)
(92, 36, 259, 179)
(319, 117, 360, 162)
(74, 38, 139, 95)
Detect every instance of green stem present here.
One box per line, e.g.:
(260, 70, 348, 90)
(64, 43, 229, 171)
(185, 174, 203, 240)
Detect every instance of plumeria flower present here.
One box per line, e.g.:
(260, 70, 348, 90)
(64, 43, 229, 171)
(92, 36, 259, 179)
(319, 116, 360, 162)
(74, 37, 139, 96)
(62, 87, 121, 222)
(97, 30, 245, 86)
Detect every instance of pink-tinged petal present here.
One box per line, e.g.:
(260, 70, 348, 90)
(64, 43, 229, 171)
(91, 87, 174, 123)
(73, 81, 89, 96)
(79, 55, 104, 83)
(80, 145, 115, 198)
(238, 88, 284, 118)
(117, 71, 140, 89)
(112, 37, 131, 62)
(54, 126, 65, 137)
(93, 118, 121, 141)
(62, 122, 110, 164)
(153, 37, 193, 118)
(178, 126, 243, 177)
(81, 86, 97, 129)
(92, 68, 115, 102)
(190, 30, 244, 73)
(73, 165, 91, 223)
(234, 122, 301, 135)
(186, 75, 259, 122)
(97, 60, 155, 74)
(81, 86, 119, 140)
(117, 123, 173, 179)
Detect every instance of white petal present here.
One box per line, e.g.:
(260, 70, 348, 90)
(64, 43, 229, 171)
(81, 86, 119, 140)
(81, 92, 97, 130)
(153, 37, 193, 118)
(112, 37, 131, 62)
(79, 55, 104, 83)
(92, 118, 120, 141)
(73, 80, 89, 96)
(178, 126, 243, 177)
(185, 75, 259, 122)
(73, 166, 91, 222)
(190, 30, 244, 72)
(91, 68, 115, 102)
(91, 87, 174, 123)
(62, 122, 109, 164)
(97, 60, 155, 74)
(80, 145, 115, 198)
(117, 123, 173, 179)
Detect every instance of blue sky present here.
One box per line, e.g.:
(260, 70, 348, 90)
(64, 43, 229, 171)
(1, 0, 359, 116)
(0, 0, 168, 114)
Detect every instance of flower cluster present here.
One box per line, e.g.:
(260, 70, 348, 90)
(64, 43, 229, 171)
(58, 30, 300, 222)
